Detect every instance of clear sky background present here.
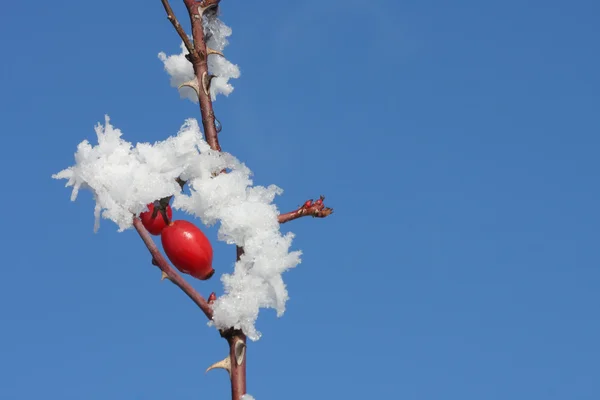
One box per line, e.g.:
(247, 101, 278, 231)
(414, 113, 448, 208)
(1, 0, 599, 399)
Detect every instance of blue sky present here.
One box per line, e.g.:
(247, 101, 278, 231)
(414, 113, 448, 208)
(1, 0, 599, 399)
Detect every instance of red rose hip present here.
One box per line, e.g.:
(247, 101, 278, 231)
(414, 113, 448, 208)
(161, 220, 214, 280)
(140, 202, 172, 235)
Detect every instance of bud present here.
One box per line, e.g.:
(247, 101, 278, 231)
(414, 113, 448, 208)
(208, 292, 217, 304)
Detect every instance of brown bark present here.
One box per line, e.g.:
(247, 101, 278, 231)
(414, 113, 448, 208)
(226, 331, 247, 400)
(183, 0, 222, 151)
(160, 0, 196, 57)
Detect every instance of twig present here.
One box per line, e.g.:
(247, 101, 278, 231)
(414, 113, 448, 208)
(163, 2, 244, 399)
(183, 0, 222, 151)
(160, 0, 197, 58)
(133, 217, 213, 320)
(158, 3, 331, 400)
(278, 195, 334, 224)
(226, 245, 247, 399)
(225, 330, 247, 400)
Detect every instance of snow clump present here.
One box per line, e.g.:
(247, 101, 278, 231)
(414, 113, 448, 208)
(157, 14, 240, 102)
(53, 117, 300, 341)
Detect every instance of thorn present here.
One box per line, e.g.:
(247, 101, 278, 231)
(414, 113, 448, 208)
(234, 340, 246, 366)
(161, 271, 170, 281)
(201, 72, 215, 96)
(197, 0, 220, 16)
(178, 77, 200, 98)
(207, 48, 224, 57)
(206, 356, 231, 377)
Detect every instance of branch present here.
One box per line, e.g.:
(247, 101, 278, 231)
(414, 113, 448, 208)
(160, 0, 196, 58)
(226, 330, 247, 399)
(173, 3, 246, 399)
(133, 217, 213, 320)
(278, 195, 334, 224)
(162, 3, 330, 400)
(183, 0, 222, 151)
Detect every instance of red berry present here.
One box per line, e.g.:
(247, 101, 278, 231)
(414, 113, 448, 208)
(140, 202, 172, 235)
(161, 220, 214, 280)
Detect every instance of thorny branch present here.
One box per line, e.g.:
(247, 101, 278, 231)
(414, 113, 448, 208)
(132, 1, 332, 399)
(183, 0, 222, 151)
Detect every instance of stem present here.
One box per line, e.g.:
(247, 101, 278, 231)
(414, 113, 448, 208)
(169, 2, 245, 398)
(224, 247, 247, 400)
(156, 4, 331, 400)
(160, 0, 196, 57)
(183, 0, 221, 151)
(278, 196, 334, 223)
(226, 330, 247, 400)
(133, 217, 213, 320)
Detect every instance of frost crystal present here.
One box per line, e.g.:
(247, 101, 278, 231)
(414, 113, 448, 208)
(158, 42, 197, 103)
(158, 15, 240, 102)
(203, 13, 241, 100)
(52, 116, 200, 232)
(54, 117, 301, 341)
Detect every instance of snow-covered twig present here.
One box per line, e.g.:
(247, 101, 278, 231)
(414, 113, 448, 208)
(158, 2, 246, 399)
(181, 0, 222, 151)
(146, 3, 332, 400)
(54, 1, 333, 399)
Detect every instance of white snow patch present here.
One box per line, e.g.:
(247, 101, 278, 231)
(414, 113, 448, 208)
(54, 117, 300, 341)
(158, 15, 240, 102)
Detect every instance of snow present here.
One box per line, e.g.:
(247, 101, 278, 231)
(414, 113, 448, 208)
(158, 42, 196, 103)
(241, 395, 255, 400)
(53, 117, 301, 341)
(52, 116, 199, 232)
(158, 15, 240, 102)
(203, 13, 241, 100)
(54, 1, 298, 343)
